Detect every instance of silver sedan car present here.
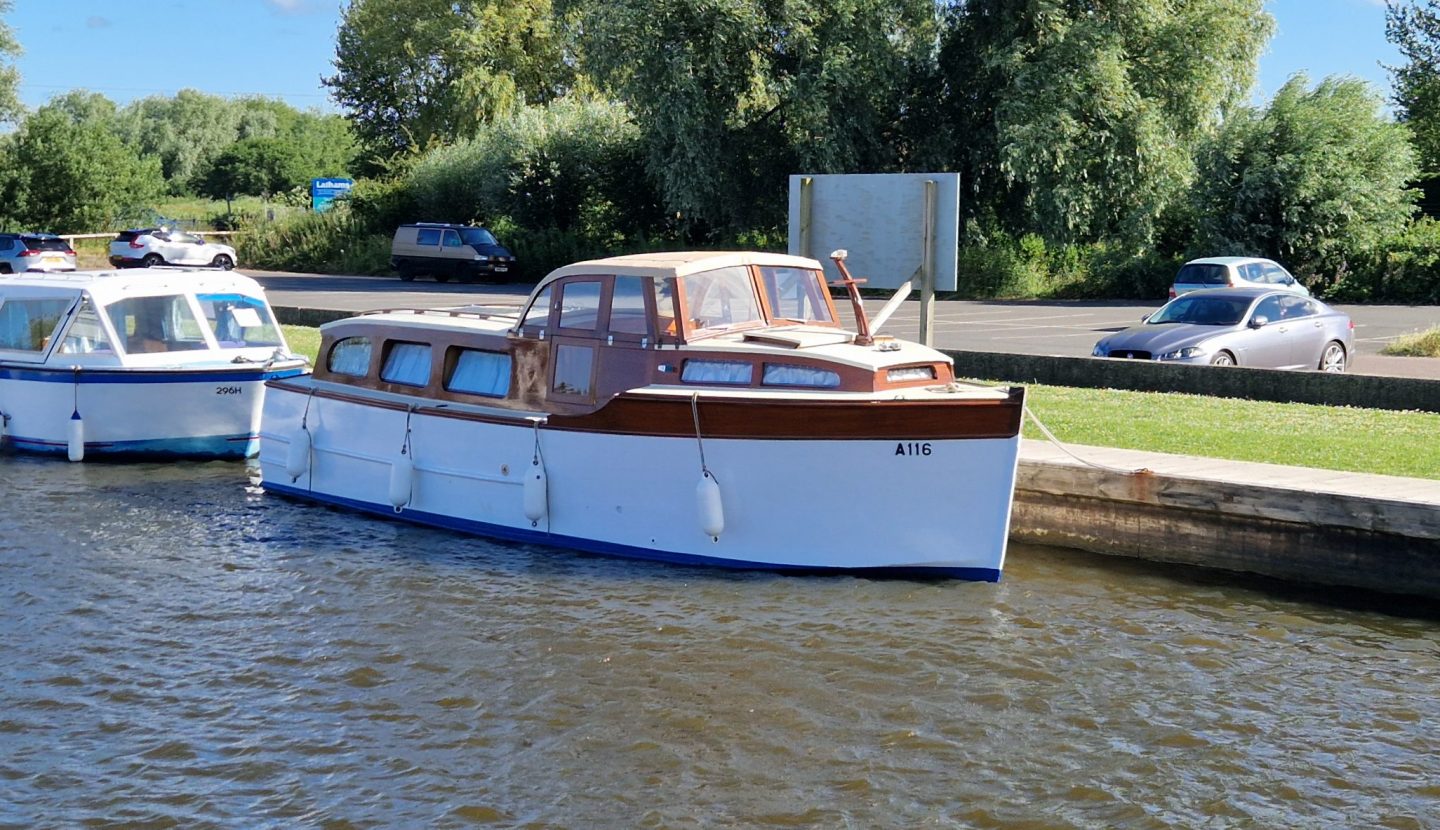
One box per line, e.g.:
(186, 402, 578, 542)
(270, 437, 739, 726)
(1092, 287, 1354, 372)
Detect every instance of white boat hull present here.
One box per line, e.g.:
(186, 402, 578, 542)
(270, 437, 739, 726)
(259, 383, 1020, 578)
(0, 365, 306, 458)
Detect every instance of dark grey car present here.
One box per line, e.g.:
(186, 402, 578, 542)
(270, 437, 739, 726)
(1092, 287, 1354, 372)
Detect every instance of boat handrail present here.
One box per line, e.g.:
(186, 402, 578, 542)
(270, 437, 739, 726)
(354, 306, 523, 324)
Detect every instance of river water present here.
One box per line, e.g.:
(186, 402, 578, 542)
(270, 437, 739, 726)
(1, 457, 1436, 829)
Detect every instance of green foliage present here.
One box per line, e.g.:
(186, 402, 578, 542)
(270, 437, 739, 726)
(198, 137, 309, 201)
(236, 210, 393, 275)
(326, 0, 574, 157)
(951, 233, 1180, 300)
(1388, 1, 1440, 175)
(1328, 216, 1440, 303)
(582, 0, 937, 235)
(1380, 325, 1440, 356)
(0, 0, 19, 125)
(1190, 75, 1419, 292)
(0, 102, 162, 233)
(936, 0, 1273, 247)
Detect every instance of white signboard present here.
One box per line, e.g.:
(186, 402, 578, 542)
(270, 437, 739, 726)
(787, 173, 960, 292)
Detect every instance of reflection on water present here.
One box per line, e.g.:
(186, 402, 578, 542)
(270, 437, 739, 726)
(1, 457, 1436, 828)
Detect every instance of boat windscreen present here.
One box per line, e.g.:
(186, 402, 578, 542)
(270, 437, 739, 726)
(197, 293, 283, 348)
(681, 266, 763, 332)
(760, 267, 833, 323)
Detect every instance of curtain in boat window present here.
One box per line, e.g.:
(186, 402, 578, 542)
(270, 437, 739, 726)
(329, 336, 372, 376)
(446, 349, 511, 397)
(382, 341, 432, 386)
(762, 363, 840, 388)
(681, 359, 753, 385)
(0, 297, 72, 351)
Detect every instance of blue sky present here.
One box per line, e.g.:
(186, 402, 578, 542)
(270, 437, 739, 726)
(4, 0, 1407, 114)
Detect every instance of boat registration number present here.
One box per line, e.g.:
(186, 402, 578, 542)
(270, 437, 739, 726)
(215, 386, 243, 395)
(895, 442, 932, 456)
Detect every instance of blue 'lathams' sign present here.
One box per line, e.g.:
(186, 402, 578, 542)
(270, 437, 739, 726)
(311, 178, 355, 212)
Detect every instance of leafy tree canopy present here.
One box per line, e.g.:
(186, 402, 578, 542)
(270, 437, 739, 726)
(0, 0, 19, 125)
(326, 0, 573, 157)
(1387, 0, 1440, 175)
(1190, 75, 1418, 285)
(937, 0, 1274, 248)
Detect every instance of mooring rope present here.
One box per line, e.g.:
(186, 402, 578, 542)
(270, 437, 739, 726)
(1023, 405, 1151, 476)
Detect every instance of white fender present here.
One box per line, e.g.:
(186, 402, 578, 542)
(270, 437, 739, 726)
(67, 413, 85, 462)
(285, 426, 311, 481)
(0, 410, 8, 444)
(523, 459, 548, 524)
(696, 471, 724, 538)
(388, 453, 414, 510)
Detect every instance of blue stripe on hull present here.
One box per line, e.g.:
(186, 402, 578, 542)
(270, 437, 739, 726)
(3, 433, 257, 459)
(0, 366, 306, 384)
(263, 480, 1002, 582)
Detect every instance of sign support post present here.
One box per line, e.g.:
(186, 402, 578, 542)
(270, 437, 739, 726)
(919, 179, 937, 347)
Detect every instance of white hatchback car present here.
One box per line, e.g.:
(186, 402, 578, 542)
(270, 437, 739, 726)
(109, 228, 237, 270)
(1170, 256, 1309, 299)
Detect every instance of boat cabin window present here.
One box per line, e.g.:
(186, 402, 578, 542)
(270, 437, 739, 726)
(681, 359, 753, 385)
(655, 278, 679, 337)
(681, 266, 762, 333)
(106, 295, 207, 354)
(59, 299, 115, 355)
(328, 336, 372, 376)
(519, 285, 553, 333)
(760, 267, 834, 324)
(552, 343, 595, 397)
(762, 363, 840, 388)
(609, 275, 650, 336)
(446, 348, 511, 397)
(0, 296, 73, 352)
(381, 341, 433, 387)
(197, 293, 282, 348)
(557, 280, 604, 331)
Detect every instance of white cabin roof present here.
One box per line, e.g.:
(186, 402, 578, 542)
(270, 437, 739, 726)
(0, 268, 270, 303)
(540, 251, 823, 286)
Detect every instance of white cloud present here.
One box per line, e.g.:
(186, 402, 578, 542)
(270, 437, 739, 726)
(265, 0, 313, 13)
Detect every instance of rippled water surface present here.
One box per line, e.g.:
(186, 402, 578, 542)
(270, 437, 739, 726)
(1, 458, 1437, 829)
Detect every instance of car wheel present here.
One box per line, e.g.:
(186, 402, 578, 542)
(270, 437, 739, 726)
(1319, 341, 1347, 373)
(0, 264, 11, 274)
(211, 254, 234, 270)
(1210, 350, 1236, 366)
(142, 253, 163, 268)
(396, 265, 417, 282)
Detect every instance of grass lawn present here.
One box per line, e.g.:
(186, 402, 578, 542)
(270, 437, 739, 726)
(280, 325, 1440, 481)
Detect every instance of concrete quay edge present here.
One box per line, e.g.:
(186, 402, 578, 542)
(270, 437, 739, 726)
(1013, 439, 1440, 600)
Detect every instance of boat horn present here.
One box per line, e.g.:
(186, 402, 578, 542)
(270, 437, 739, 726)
(691, 394, 724, 540)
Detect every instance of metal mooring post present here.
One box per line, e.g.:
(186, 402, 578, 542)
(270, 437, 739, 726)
(799, 176, 814, 259)
(919, 179, 937, 347)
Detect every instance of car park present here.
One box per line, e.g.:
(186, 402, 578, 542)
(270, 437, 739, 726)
(1092, 287, 1353, 372)
(390, 223, 518, 283)
(1170, 256, 1308, 299)
(108, 228, 237, 270)
(0, 233, 78, 274)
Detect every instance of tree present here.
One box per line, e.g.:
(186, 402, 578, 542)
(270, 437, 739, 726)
(114, 89, 244, 194)
(0, 102, 162, 232)
(935, 0, 1273, 247)
(581, 0, 938, 235)
(325, 0, 574, 156)
(0, 0, 21, 126)
(1190, 75, 1418, 287)
(197, 137, 308, 206)
(1387, 1, 1440, 175)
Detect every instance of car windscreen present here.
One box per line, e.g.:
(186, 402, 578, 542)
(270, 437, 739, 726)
(1174, 263, 1229, 285)
(461, 228, 498, 246)
(20, 237, 70, 252)
(1148, 296, 1251, 326)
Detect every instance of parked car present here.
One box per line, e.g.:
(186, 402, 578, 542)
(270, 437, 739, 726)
(1170, 256, 1308, 299)
(108, 228, 236, 270)
(0, 233, 77, 274)
(390, 223, 517, 283)
(1092, 287, 1353, 372)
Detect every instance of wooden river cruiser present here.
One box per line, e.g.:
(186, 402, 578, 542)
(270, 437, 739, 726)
(0, 269, 307, 460)
(259, 251, 1025, 579)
